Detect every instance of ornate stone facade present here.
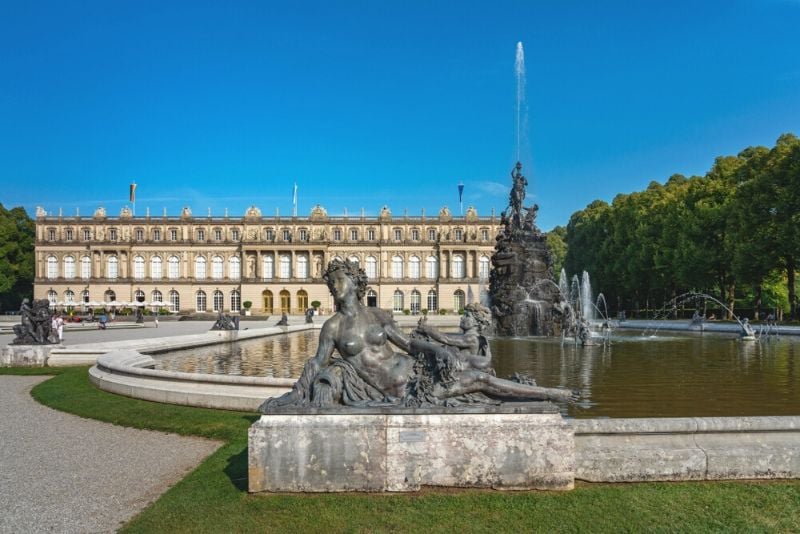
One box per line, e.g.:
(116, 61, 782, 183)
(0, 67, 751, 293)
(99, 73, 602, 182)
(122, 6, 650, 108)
(34, 205, 499, 315)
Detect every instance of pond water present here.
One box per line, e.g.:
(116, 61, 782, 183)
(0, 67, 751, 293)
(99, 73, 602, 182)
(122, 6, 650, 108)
(153, 330, 800, 418)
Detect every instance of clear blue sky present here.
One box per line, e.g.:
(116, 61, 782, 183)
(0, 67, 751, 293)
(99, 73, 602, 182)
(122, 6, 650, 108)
(2, 0, 799, 230)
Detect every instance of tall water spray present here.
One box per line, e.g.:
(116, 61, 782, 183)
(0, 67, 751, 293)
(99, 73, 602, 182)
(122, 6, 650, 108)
(515, 42, 526, 163)
(581, 271, 594, 322)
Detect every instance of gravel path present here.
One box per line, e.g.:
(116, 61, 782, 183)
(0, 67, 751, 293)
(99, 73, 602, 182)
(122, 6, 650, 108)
(0, 376, 221, 533)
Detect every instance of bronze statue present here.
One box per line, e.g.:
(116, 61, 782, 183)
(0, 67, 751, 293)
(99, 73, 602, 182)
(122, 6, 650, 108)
(260, 260, 575, 412)
(12, 298, 59, 345)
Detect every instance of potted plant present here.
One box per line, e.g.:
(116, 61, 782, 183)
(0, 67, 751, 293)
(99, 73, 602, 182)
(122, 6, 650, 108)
(242, 301, 253, 316)
(310, 301, 321, 315)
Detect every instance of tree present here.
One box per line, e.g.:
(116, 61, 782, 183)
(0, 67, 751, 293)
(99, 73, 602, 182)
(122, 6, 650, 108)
(546, 226, 567, 276)
(0, 205, 35, 312)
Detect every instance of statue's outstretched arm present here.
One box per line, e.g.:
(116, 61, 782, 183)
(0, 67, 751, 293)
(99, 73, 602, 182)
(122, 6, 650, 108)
(385, 322, 411, 353)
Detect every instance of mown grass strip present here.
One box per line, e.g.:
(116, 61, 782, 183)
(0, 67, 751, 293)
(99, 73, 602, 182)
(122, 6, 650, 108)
(4, 366, 799, 533)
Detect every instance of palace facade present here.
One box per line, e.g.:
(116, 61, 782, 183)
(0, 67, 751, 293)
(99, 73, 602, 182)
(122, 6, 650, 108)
(34, 204, 500, 315)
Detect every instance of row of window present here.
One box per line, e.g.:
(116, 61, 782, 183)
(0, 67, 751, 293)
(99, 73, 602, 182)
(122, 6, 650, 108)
(46, 254, 492, 281)
(46, 288, 240, 313)
(45, 226, 492, 243)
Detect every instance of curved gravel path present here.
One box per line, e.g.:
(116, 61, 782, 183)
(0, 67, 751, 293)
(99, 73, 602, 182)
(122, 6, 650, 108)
(0, 375, 221, 533)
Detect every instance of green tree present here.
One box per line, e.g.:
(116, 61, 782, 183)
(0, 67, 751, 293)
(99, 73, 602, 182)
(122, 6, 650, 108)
(546, 226, 567, 276)
(0, 205, 35, 312)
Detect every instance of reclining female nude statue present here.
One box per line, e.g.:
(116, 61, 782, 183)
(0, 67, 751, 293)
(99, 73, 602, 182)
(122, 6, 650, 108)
(259, 259, 575, 412)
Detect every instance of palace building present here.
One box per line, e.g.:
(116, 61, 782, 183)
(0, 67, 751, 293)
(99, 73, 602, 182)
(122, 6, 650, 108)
(33, 204, 500, 315)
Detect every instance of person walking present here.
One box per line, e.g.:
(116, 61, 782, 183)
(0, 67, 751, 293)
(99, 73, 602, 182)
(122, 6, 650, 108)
(55, 314, 64, 343)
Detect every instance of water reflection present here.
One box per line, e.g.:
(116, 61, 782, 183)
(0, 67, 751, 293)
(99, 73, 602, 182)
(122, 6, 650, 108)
(153, 330, 799, 418)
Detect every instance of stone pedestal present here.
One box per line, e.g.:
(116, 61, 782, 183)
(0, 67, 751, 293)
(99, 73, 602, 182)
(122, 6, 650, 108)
(1, 345, 56, 367)
(248, 405, 574, 492)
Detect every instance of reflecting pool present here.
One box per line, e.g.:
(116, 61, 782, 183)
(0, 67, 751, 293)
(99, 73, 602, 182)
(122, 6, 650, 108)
(153, 330, 800, 418)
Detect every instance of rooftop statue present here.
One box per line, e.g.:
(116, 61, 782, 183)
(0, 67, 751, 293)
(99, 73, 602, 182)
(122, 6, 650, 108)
(260, 260, 574, 413)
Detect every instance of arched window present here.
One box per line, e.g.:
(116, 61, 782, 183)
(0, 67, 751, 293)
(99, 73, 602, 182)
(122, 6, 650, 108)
(81, 290, 90, 304)
(211, 256, 224, 280)
(64, 290, 75, 306)
(151, 256, 162, 280)
(104, 289, 116, 304)
(479, 255, 490, 280)
(452, 254, 465, 279)
(196, 290, 207, 312)
(279, 255, 291, 279)
(63, 256, 75, 280)
(453, 289, 465, 312)
(230, 290, 241, 312)
(106, 256, 118, 279)
(408, 256, 421, 279)
(47, 255, 58, 279)
(168, 290, 180, 312)
(392, 290, 404, 312)
(297, 255, 308, 280)
(263, 256, 274, 280)
(392, 255, 403, 279)
(151, 290, 163, 304)
(81, 256, 92, 280)
(47, 290, 57, 306)
(426, 256, 438, 279)
(280, 290, 291, 313)
(263, 290, 274, 313)
(427, 290, 438, 312)
(134, 289, 145, 304)
(213, 290, 224, 312)
(348, 255, 360, 266)
(297, 289, 308, 311)
(168, 256, 180, 279)
(366, 288, 378, 307)
(410, 290, 421, 314)
(133, 255, 145, 280)
(195, 256, 207, 280)
(365, 256, 378, 279)
(229, 256, 241, 280)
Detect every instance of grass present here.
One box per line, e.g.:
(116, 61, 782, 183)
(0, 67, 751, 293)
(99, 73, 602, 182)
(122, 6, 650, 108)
(3, 366, 800, 532)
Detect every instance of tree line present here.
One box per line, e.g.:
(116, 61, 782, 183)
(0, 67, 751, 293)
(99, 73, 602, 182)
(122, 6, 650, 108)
(549, 133, 800, 320)
(0, 203, 35, 313)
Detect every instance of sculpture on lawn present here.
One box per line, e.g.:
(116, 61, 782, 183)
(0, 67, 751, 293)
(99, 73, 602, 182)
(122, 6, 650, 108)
(260, 259, 575, 413)
(12, 299, 59, 345)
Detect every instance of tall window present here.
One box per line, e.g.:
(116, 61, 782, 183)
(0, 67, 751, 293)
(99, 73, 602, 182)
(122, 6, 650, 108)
(428, 229, 436, 241)
(452, 254, 465, 279)
(151, 290, 163, 304)
(392, 255, 403, 279)
(367, 289, 378, 307)
(393, 290, 404, 312)
(230, 290, 241, 312)
(169, 290, 180, 312)
(297, 289, 308, 311)
(65, 229, 74, 241)
(280, 290, 291, 313)
(348, 255, 359, 266)
(299, 229, 308, 241)
(297, 255, 308, 279)
(479, 256, 490, 280)
(211, 256, 224, 280)
(47, 290, 57, 305)
(195, 256, 207, 280)
(282, 229, 291, 241)
(82, 290, 90, 305)
(168, 256, 180, 279)
(394, 229, 402, 241)
(109, 228, 118, 241)
(213, 290, 224, 312)
(367, 229, 375, 240)
(366, 256, 377, 279)
(133, 256, 145, 280)
(47, 255, 58, 279)
(214, 229, 222, 241)
(153, 229, 161, 241)
(229, 257, 241, 280)
(196, 291, 207, 312)
(408, 256, 420, 279)
(350, 229, 358, 240)
(64, 290, 75, 306)
(83, 228, 91, 241)
(454, 228, 463, 241)
(151, 256, 163, 280)
(426, 256, 438, 279)
(81, 256, 91, 279)
(134, 289, 145, 304)
(279, 255, 291, 279)
(333, 228, 341, 241)
(263, 256, 274, 280)
(63, 256, 75, 279)
(106, 256, 118, 279)
(481, 229, 489, 241)
(135, 229, 143, 241)
(104, 290, 116, 304)
(170, 229, 177, 241)
(453, 290, 465, 312)
(411, 229, 419, 241)
(266, 228, 274, 241)
(263, 290, 274, 313)
(410, 290, 421, 314)
(427, 290, 438, 312)
(231, 229, 239, 241)
(197, 229, 205, 241)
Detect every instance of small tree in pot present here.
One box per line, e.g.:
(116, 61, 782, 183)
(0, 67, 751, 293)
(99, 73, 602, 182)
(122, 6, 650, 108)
(242, 300, 252, 316)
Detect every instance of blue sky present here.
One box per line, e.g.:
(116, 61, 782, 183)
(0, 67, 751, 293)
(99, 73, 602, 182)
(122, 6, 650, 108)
(2, 0, 799, 230)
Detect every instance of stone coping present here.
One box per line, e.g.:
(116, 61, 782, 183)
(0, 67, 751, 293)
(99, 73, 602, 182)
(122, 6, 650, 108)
(264, 402, 559, 416)
(571, 416, 800, 434)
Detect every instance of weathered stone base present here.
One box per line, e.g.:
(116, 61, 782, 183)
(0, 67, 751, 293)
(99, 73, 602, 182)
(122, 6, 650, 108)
(248, 408, 575, 492)
(1, 345, 59, 367)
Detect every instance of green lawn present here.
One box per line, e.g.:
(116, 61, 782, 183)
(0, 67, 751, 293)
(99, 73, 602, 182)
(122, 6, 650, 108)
(4, 366, 799, 533)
